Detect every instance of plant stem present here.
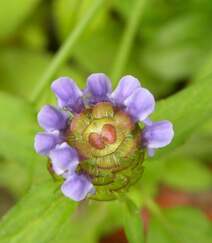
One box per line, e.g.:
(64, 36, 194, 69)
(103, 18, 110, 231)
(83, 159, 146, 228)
(111, 0, 146, 84)
(145, 199, 180, 241)
(30, 0, 105, 104)
(119, 195, 145, 243)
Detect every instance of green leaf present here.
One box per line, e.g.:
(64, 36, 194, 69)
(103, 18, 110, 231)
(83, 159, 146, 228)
(195, 50, 212, 81)
(147, 207, 212, 243)
(72, 19, 173, 97)
(114, 0, 212, 82)
(0, 159, 30, 197)
(0, 0, 41, 39)
(112, 0, 137, 20)
(0, 91, 51, 189)
(151, 74, 212, 157)
(0, 48, 85, 99)
(0, 91, 37, 168)
(0, 181, 124, 243)
(162, 157, 212, 191)
(121, 197, 144, 243)
(72, 18, 121, 75)
(139, 13, 212, 81)
(52, 0, 107, 41)
(52, 202, 122, 243)
(142, 154, 212, 196)
(0, 181, 76, 243)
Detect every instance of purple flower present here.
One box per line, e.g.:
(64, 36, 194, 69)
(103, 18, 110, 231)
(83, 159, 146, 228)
(49, 143, 79, 175)
(34, 73, 174, 202)
(124, 87, 155, 122)
(111, 75, 141, 106)
(38, 105, 68, 131)
(84, 73, 112, 104)
(34, 131, 62, 156)
(61, 173, 95, 202)
(51, 77, 84, 113)
(142, 120, 174, 156)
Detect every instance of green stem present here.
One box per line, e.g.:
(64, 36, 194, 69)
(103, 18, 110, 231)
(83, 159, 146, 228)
(145, 199, 181, 242)
(111, 0, 146, 84)
(119, 195, 145, 243)
(145, 199, 168, 225)
(30, 0, 105, 103)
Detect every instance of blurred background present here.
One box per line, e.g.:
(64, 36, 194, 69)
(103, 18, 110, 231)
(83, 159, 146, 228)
(0, 0, 212, 242)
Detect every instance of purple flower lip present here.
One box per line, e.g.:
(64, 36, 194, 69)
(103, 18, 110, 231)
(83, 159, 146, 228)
(124, 87, 155, 122)
(49, 142, 79, 176)
(142, 120, 174, 156)
(34, 73, 174, 201)
(61, 173, 95, 202)
(83, 73, 112, 105)
(38, 105, 68, 131)
(110, 75, 141, 106)
(34, 131, 63, 156)
(51, 77, 84, 113)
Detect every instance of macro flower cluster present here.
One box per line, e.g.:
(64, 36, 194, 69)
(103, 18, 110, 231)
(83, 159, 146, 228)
(34, 74, 174, 201)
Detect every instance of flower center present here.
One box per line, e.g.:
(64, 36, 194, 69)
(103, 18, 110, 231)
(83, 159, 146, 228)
(67, 102, 141, 169)
(88, 124, 117, 150)
(66, 102, 145, 200)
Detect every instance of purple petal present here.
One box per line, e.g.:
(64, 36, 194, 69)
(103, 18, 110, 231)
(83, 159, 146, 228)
(147, 148, 155, 157)
(143, 120, 174, 149)
(124, 87, 155, 121)
(61, 173, 95, 201)
(38, 105, 68, 131)
(84, 73, 112, 104)
(51, 77, 84, 113)
(34, 131, 62, 156)
(49, 142, 79, 175)
(111, 75, 141, 106)
(143, 118, 153, 126)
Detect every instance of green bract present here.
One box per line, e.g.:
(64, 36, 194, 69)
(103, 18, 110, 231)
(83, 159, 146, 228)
(67, 102, 144, 200)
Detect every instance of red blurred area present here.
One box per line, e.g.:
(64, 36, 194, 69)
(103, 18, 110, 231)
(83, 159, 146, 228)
(156, 185, 212, 221)
(101, 229, 128, 243)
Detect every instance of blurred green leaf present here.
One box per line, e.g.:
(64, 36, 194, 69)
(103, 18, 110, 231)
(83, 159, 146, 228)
(112, 0, 137, 20)
(0, 48, 85, 99)
(162, 157, 212, 191)
(114, 0, 212, 82)
(147, 207, 212, 243)
(151, 74, 212, 157)
(72, 18, 173, 97)
(138, 161, 164, 198)
(140, 155, 212, 199)
(53, 201, 123, 243)
(0, 49, 50, 98)
(0, 91, 51, 189)
(19, 20, 48, 51)
(72, 18, 121, 75)
(0, 159, 30, 197)
(121, 197, 144, 243)
(0, 179, 124, 243)
(175, 121, 212, 162)
(0, 0, 41, 39)
(195, 50, 212, 81)
(52, 0, 79, 40)
(0, 91, 37, 168)
(0, 181, 76, 243)
(139, 13, 212, 81)
(52, 0, 107, 41)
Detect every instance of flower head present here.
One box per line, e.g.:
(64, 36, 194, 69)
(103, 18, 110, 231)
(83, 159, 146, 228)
(34, 74, 174, 201)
